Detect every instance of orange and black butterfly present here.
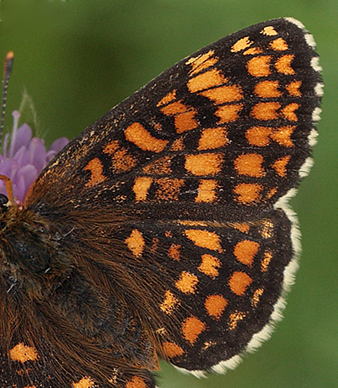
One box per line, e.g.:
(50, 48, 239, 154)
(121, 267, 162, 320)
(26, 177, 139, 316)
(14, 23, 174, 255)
(0, 18, 322, 388)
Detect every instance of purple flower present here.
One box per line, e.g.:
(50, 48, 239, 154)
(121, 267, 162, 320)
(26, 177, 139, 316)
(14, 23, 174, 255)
(0, 111, 68, 204)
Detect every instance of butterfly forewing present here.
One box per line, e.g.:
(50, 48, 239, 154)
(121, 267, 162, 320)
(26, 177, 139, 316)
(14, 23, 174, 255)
(1, 18, 322, 388)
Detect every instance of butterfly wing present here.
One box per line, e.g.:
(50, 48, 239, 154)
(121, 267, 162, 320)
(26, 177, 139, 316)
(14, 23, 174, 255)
(14, 18, 322, 386)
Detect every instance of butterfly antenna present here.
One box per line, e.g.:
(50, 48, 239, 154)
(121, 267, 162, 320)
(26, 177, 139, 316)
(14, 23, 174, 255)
(0, 51, 14, 150)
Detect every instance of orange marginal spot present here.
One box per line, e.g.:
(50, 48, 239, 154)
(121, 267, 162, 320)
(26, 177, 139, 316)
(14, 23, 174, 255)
(165, 230, 172, 238)
(254, 80, 281, 98)
(198, 254, 221, 278)
(125, 229, 145, 257)
(186, 50, 217, 75)
(125, 122, 168, 153)
(261, 250, 273, 272)
(185, 153, 223, 176)
(199, 84, 243, 104)
(168, 243, 181, 261)
(181, 316, 206, 344)
(170, 137, 185, 151)
(103, 142, 137, 173)
(133, 176, 153, 202)
(281, 103, 299, 121)
(270, 126, 295, 147)
(160, 290, 179, 314)
(205, 295, 228, 319)
(9, 343, 38, 363)
(260, 219, 274, 238)
(187, 68, 225, 93)
(231, 36, 252, 52)
(234, 183, 263, 204)
(174, 111, 199, 134)
(231, 222, 250, 233)
(185, 229, 223, 252)
(271, 155, 291, 177)
(175, 271, 199, 294)
(229, 311, 246, 330)
(84, 158, 106, 187)
(125, 376, 147, 388)
(247, 56, 271, 77)
(252, 288, 264, 307)
(286, 80, 302, 97)
(215, 104, 242, 123)
(234, 240, 259, 266)
(266, 187, 277, 199)
(228, 271, 253, 296)
(162, 342, 185, 358)
(269, 38, 288, 51)
(246, 126, 272, 146)
(198, 127, 228, 151)
(251, 102, 281, 121)
(156, 178, 184, 201)
(143, 156, 172, 175)
(275, 54, 295, 75)
(157, 90, 177, 107)
(243, 47, 263, 55)
(261, 26, 278, 36)
(72, 377, 95, 388)
(151, 237, 159, 252)
(234, 153, 264, 178)
(195, 179, 217, 203)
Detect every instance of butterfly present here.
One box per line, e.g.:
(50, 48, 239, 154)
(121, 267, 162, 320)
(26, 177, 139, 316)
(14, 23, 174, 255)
(0, 18, 322, 388)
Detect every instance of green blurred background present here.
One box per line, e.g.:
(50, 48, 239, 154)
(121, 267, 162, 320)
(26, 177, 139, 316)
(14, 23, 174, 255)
(0, 1, 336, 387)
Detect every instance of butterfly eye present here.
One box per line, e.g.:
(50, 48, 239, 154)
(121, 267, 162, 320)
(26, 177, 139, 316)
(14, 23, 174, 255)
(0, 194, 9, 208)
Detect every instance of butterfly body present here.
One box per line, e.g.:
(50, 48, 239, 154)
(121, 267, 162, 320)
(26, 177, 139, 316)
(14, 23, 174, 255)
(0, 18, 322, 388)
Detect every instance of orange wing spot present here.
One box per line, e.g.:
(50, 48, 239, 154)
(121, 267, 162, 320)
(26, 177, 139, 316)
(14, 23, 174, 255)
(175, 271, 199, 294)
(133, 176, 153, 202)
(162, 342, 185, 358)
(125, 122, 168, 152)
(72, 377, 95, 388)
(165, 230, 172, 238)
(156, 178, 184, 201)
(143, 156, 172, 175)
(261, 250, 273, 272)
(9, 343, 38, 363)
(84, 158, 106, 187)
(229, 311, 246, 330)
(261, 26, 278, 36)
(126, 376, 147, 388)
(252, 288, 264, 307)
(260, 219, 274, 238)
(185, 153, 223, 176)
(182, 316, 206, 344)
(103, 142, 137, 173)
(187, 68, 226, 93)
(228, 271, 253, 296)
(186, 50, 217, 75)
(231, 222, 250, 233)
(199, 85, 243, 104)
(231, 36, 252, 52)
(251, 102, 281, 121)
(275, 54, 295, 75)
(161, 101, 198, 134)
(234, 240, 260, 266)
(270, 126, 295, 147)
(198, 127, 228, 151)
(247, 56, 271, 77)
(157, 90, 177, 107)
(215, 104, 243, 123)
(151, 237, 159, 252)
(185, 229, 223, 252)
(168, 244, 181, 261)
(125, 229, 145, 257)
(254, 80, 281, 98)
(266, 187, 278, 199)
(195, 179, 217, 203)
(243, 47, 263, 55)
(205, 295, 228, 319)
(269, 38, 288, 51)
(234, 153, 264, 178)
(286, 80, 302, 97)
(234, 183, 262, 204)
(160, 290, 179, 314)
(161, 100, 190, 115)
(281, 103, 299, 121)
(170, 137, 185, 151)
(246, 126, 272, 146)
(198, 254, 221, 278)
(271, 155, 291, 177)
